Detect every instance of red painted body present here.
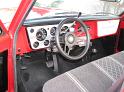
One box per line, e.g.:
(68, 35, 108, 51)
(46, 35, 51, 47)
(0, 20, 10, 52)
(32, 7, 53, 16)
(7, 0, 34, 91)
(0, 0, 123, 92)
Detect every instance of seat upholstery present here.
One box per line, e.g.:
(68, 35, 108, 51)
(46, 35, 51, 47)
(43, 51, 124, 92)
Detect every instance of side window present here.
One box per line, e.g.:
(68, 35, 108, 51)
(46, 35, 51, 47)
(103, 0, 124, 15)
(0, 0, 21, 29)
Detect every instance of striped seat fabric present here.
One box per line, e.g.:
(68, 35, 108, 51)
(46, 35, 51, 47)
(43, 51, 124, 92)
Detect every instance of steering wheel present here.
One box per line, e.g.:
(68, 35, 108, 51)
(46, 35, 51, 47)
(55, 17, 90, 60)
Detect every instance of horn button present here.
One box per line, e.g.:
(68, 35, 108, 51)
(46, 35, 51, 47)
(67, 34, 75, 44)
(65, 33, 76, 47)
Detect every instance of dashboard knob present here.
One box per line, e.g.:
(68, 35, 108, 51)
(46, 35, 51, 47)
(33, 42, 39, 48)
(30, 28, 34, 33)
(44, 40, 49, 46)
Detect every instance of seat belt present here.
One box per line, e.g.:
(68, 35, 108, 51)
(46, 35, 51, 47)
(107, 74, 124, 92)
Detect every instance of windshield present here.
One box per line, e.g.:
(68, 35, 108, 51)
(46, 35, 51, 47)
(0, 0, 124, 28)
(29, 0, 124, 19)
(35, 0, 104, 14)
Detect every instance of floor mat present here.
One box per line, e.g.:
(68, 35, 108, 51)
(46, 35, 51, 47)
(18, 60, 56, 92)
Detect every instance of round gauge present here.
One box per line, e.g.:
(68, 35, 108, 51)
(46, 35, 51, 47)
(50, 27, 56, 36)
(36, 28, 47, 41)
(33, 41, 39, 48)
(61, 26, 69, 32)
(44, 40, 49, 46)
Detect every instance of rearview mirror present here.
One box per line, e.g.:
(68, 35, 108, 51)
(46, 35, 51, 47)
(101, 0, 121, 2)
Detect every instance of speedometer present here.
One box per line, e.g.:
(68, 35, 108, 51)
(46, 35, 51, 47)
(36, 28, 47, 41)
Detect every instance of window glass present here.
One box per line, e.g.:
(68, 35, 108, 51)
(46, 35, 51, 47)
(0, 0, 21, 29)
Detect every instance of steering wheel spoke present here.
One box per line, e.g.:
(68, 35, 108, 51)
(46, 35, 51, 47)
(64, 44, 67, 52)
(76, 36, 87, 47)
(64, 44, 72, 55)
(67, 47, 73, 55)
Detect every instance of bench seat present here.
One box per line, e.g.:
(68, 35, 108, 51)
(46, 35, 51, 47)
(43, 51, 124, 92)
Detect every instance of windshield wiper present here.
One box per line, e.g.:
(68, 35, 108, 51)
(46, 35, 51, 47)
(55, 11, 79, 15)
(95, 12, 116, 15)
(54, 11, 88, 15)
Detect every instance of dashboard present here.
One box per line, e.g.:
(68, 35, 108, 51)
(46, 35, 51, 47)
(23, 15, 120, 53)
(0, 15, 121, 55)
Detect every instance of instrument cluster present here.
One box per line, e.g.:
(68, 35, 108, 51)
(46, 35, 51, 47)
(27, 24, 71, 49)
